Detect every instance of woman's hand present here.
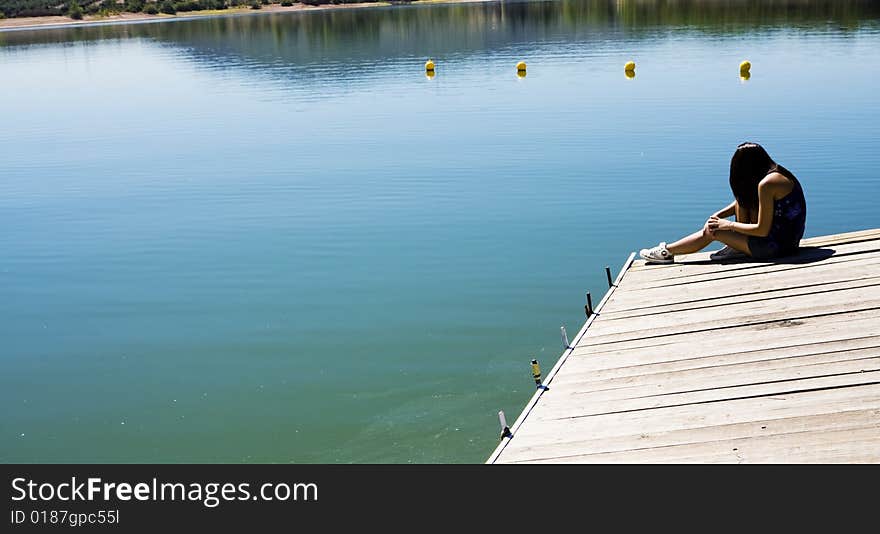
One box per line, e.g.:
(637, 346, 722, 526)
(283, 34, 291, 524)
(707, 216, 732, 232)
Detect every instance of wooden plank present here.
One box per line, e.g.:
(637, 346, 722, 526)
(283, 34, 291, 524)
(579, 307, 880, 350)
(662, 229, 880, 265)
(511, 427, 880, 464)
(532, 369, 880, 419)
(574, 311, 880, 359)
(603, 261, 880, 315)
(497, 408, 880, 463)
(511, 382, 880, 446)
(620, 257, 880, 311)
(627, 229, 880, 273)
(626, 236, 880, 277)
(549, 355, 880, 404)
(624, 254, 880, 295)
(558, 335, 880, 383)
(581, 285, 880, 340)
(604, 279, 880, 322)
(554, 344, 880, 391)
(573, 309, 880, 357)
(800, 228, 880, 246)
(502, 387, 880, 464)
(578, 299, 880, 348)
(653, 228, 880, 265)
(624, 243, 880, 289)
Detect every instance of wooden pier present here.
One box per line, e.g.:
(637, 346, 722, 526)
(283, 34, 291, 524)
(488, 228, 880, 463)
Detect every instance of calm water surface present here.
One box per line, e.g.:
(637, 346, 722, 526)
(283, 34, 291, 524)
(2, 0, 880, 462)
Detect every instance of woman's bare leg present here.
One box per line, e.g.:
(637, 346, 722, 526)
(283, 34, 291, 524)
(713, 230, 752, 255)
(735, 201, 757, 224)
(716, 202, 754, 254)
(664, 203, 755, 256)
(666, 227, 714, 255)
(666, 226, 753, 256)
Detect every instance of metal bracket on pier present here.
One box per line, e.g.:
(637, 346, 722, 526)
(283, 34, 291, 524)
(585, 291, 594, 317)
(561, 325, 572, 350)
(606, 266, 615, 288)
(498, 410, 513, 440)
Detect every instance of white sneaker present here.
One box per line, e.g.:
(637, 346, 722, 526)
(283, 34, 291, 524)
(709, 246, 746, 261)
(639, 242, 674, 264)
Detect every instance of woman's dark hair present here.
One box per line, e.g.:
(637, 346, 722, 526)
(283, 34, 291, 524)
(729, 142, 793, 211)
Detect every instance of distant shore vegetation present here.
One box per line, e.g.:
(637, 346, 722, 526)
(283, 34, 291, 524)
(3, 0, 877, 25)
(0, 0, 382, 19)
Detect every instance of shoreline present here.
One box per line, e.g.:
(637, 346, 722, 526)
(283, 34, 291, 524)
(0, 0, 492, 32)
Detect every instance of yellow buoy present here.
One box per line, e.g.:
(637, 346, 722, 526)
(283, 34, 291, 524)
(425, 59, 435, 71)
(625, 69, 635, 80)
(517, 70, 526, 79)
(624, 60, 636, 72)
(740, 71, 751, 82)
(516, 61, 527, 72)
(740, 60, 751, 73)
(426, 70, 435, 80)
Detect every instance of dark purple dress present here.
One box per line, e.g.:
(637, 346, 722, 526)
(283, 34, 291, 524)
(747, 176, 807, 259)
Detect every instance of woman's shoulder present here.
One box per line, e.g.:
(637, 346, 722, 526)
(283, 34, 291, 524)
(758, 171, 794, 188)
(761, 170, 790, 182)
(759, 171, 795, 196)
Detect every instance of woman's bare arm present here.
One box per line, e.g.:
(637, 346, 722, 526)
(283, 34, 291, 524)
(712, 173, 790, 237)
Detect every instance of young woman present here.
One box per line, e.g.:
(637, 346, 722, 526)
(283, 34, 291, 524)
(640, 142, 806, 264)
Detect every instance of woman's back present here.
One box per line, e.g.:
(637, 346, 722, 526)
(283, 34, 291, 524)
(765, 168, 806, 253)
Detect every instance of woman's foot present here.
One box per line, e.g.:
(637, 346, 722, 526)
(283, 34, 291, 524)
(709, 245, 746, 261)
(639, 242, 674, 264)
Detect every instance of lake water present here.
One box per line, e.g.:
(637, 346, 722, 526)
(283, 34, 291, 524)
(2, 0, 879, 463)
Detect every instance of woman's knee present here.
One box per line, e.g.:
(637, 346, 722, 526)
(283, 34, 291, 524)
(702, 226, 716, 239)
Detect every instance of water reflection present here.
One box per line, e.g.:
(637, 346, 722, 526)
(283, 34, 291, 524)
(4, 0, 880, 56)
(4, 0, 876, 95)
(2, 0, 878, 92)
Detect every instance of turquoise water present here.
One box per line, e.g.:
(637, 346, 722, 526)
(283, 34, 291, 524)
(2, 0, 880, 463)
